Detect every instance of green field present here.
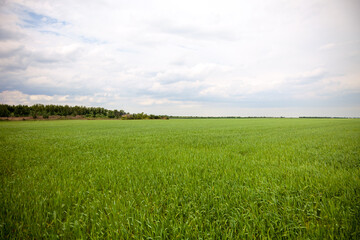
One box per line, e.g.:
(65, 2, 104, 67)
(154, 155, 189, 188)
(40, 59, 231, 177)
(1, 119, 359, 239)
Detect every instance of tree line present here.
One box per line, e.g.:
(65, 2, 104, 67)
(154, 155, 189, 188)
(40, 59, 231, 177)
(0, 104, 168, 120)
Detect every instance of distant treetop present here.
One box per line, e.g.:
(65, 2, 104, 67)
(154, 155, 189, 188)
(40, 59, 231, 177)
(0, 104, 168, 120)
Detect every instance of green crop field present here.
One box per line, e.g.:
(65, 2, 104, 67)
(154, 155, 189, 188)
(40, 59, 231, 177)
(1, 119, 359, 239)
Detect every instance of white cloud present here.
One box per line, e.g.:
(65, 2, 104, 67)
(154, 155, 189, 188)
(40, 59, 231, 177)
(29, 94, 54, 101)
(319, 43, 336, 50)
(0, 90, 29, 105)
(0, 0, 359, 116)
(299, 68, 326, 79)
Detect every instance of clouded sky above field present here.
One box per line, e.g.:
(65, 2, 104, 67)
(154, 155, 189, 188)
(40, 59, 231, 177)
(0, 0, 359, 116)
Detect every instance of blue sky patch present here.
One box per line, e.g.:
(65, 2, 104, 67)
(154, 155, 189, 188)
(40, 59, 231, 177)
(21, 10, 67, 28)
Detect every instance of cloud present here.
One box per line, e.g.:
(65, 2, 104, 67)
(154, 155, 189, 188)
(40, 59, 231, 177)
(0, 90, 116, 107)
(138, 98, 181, 106)
(0, 27, 25, 41)
(0, 0, 359, 116)
(29, 94, 54, 101)
(153, 20, 238, 42)
(287, 68, 328, 85)
(0, 90, 29, 105)
(319, 43, 336, 50)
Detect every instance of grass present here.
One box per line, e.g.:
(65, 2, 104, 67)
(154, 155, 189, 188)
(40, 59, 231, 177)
(0, 119, 359, 239)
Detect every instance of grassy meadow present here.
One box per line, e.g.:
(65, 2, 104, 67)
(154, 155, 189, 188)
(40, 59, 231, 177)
(0, 119, 359, 239)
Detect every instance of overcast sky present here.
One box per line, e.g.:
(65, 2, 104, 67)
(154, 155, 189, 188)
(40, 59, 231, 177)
(0, 0, 359, 116)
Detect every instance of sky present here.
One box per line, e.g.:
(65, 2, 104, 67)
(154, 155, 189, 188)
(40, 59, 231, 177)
(0, 0, 359, 117)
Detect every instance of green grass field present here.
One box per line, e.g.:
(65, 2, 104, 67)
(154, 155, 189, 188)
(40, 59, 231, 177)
(1, 119, 359, 239)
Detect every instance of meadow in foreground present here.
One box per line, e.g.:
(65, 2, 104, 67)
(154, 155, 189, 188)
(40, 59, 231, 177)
(0, 119, 359, 239)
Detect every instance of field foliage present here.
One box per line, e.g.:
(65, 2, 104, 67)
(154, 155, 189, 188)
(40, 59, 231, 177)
(1, 119, 359, 239)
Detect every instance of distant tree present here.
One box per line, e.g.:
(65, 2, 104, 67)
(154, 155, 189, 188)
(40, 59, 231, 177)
(0, 104, 10, 117)
(0, 104, 166, 120)
(31, 110, 37, 119)
(14, 105, 23, 117)
(108, 110, 115, 118)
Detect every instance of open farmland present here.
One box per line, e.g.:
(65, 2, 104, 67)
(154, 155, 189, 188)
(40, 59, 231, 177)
(0, 119, 359, 239)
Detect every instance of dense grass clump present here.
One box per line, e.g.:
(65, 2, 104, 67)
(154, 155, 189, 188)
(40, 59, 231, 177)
(0, 119, 359, 239)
